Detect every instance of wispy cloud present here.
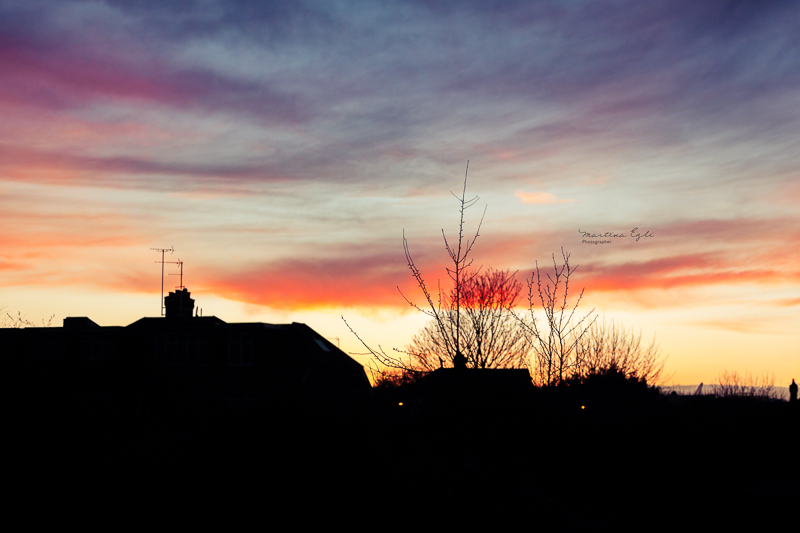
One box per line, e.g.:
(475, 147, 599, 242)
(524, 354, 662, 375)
(200, 253, 415, 310)
(771, 297, 800, 307)
(580, 251, 800, 293)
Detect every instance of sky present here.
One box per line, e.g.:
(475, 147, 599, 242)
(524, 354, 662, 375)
(2, 0, 799, 386)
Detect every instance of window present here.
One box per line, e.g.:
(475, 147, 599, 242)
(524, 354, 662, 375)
(227, 331, 254, 366)
(154, 331, 209, 366)
(314, 339, 331, 352)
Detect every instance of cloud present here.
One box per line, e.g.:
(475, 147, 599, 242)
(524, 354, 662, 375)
(0, 42, 310, 124)
(0, 144, 306, 189)
(691, 319, 766, 334)
(658, 217, 799, 243)
(771, 297, 800, 307)
(199, 253, 416, 310)
(0, 1, 315, 125)
(578, 252, 800, 293)
(515, 191, 574, 204)
(0, 261, 26, 271)
(2, 0, 800, 343)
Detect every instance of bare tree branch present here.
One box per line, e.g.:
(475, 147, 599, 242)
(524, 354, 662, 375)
(574, 318, 667, 385)
(713, 370, 777, 399)
(517, 248, 596, 386)
(405, 268, 530, 370)
(345, 162, 487, 378)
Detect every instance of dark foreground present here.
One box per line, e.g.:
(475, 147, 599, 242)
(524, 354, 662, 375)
(9, 385, 799, 530)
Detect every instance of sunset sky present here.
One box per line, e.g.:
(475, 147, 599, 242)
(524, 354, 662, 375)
(2, 0, 798, 386)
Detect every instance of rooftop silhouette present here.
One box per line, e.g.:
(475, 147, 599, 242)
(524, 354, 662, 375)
(3, 288, 370, 424)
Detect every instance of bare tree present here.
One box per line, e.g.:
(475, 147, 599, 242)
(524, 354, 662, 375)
(405, 268, 530, 370)
(574, 318, 666, 385)
(713, 371, 777, 399)
(1, 308, 54, 328)
(519, 248, 596, 386)
(343, 163, 486, 378)
(371, 368, 420, 389)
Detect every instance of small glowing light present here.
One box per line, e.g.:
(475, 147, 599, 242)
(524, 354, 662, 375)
(580, 405, 585, 410)
(398, 402, 403, 406)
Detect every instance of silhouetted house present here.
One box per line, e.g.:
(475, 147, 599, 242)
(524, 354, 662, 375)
(3, 289, 370, 424)
(399, 367, 532, 420)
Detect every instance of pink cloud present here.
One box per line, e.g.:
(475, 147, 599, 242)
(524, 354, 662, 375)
(198, 254, 418, 310)
(1, 35, 308, 125)
(515, 191, 575, 204)
(579, 252, 799, 293)
(0, 144, 295, 188)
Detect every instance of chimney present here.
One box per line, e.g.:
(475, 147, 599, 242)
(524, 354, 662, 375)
(165, 288, 195, 318)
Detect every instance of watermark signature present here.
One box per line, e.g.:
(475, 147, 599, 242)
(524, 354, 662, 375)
(579, 227, 654, 244)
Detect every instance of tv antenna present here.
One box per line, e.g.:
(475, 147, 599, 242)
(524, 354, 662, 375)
(168, 259, 185, 290)
(151, 246, 175, 316)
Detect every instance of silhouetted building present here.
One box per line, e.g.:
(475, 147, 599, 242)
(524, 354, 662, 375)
(2, 289, 370, 423)
(399, 367, 532, 418)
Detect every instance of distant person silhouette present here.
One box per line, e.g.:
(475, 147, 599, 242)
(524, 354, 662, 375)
(790, 379, 797, 403)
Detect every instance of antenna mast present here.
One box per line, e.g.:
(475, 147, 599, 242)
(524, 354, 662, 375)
(168, 259, 185, 290)
(151, 246, 175, 316)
